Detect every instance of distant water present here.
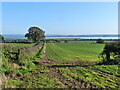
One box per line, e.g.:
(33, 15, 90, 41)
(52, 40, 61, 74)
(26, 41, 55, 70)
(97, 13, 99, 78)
(47, 37, 118, 39)
(3, 34, 119, 39)
(3, 34, 26, 39)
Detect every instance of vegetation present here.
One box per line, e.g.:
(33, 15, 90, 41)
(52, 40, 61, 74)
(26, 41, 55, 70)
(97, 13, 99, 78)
(46, 42, 105, 62)
(0, 34, 4, 42)
(1, 42, 44, 85)
(96, 38, 105, 44)
(99, 41, 120, 65)
(0, 43, 34, 47)
(3, 64, 118, 88)
(25, 27, 45, 43)
(1, 62, 119, 88)
(64, 40, 68, 43)
(3, 38, 33, 43)
(1, 38, 120, 89)
(56, 65, 119, 88)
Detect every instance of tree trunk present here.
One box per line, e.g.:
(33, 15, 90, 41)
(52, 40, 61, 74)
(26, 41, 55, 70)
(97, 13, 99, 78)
(106, 51, 110, 61)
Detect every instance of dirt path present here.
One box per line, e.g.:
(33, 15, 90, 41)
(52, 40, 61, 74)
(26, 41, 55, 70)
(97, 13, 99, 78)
(36, 58, 96, 65)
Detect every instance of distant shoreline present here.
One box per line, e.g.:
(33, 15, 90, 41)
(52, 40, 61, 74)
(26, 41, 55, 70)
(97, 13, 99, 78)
(47, 34, 119, 39)
(2, 34, 119, 39)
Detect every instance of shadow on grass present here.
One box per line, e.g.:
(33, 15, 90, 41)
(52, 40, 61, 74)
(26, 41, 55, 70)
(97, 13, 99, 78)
(47, 64, 96, 68)
(96, 59, 120, 65)
(47, 60, 120, 68)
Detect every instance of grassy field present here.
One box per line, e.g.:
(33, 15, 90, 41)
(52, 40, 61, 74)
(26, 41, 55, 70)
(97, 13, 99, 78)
(46, 42, 105, 62)
(0, 43, 35, 47)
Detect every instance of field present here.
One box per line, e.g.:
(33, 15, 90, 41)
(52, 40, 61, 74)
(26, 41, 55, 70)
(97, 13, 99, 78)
(1, 40, 120, 89)
(48, 65, 120, 88)
(46, 42, 105, 62)
(0, 43, 35, 47)
(3, 65, 119, 88)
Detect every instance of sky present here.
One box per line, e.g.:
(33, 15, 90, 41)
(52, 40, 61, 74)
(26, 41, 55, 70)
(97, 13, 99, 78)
(2, 2, 118, 35)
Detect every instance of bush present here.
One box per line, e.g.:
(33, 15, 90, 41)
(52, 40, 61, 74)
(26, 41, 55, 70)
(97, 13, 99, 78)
(2, 42, 44, 65)
(64, 40, 68, 43)
(96, 38, 105, 44)
(99, 41, 120, 64)
(0, 34, 4, 42)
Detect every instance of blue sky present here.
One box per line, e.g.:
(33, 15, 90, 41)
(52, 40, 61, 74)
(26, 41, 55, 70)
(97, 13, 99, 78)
(2, 2, 118, 35)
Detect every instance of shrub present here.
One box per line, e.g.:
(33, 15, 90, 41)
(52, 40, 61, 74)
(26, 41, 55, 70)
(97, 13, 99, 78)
(96, 38, 105, 44)
(64, 40, 68, 43)
(99, 41, 120, 64)
(0, 34, 4, 42)
(55, 40, 61, 43)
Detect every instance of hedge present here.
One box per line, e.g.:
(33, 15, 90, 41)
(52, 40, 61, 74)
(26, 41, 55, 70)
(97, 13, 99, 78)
(2, 42, 44, 65)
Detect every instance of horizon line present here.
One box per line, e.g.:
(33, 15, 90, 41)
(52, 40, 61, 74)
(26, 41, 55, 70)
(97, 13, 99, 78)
(2, 33, 119, 35)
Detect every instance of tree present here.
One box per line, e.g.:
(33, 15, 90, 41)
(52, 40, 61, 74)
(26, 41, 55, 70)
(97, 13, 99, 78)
(55, 40, 61, 43)
(96, 38, 105, 44)
(99, 41, 120, 61)
(0, 34, 4, 42)
(25, 27, 45, 43)
(64, 40, 68, 43)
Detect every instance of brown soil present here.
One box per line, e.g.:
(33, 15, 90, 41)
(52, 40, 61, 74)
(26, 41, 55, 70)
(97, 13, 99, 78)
(46, 67, 96, 88)
(47, 68, 82, 88)
(35, 58, 96, 66)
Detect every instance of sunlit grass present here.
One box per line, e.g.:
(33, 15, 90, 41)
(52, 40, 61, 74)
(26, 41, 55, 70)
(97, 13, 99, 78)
(46, 42, 105, 62)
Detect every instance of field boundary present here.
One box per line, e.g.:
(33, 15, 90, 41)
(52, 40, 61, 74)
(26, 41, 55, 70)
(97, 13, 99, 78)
(2, 42, 44, 64)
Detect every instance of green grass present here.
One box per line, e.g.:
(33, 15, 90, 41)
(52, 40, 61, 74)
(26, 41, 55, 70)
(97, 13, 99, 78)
(1, 43, 35, 47)
(46, 42, 105, 62)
